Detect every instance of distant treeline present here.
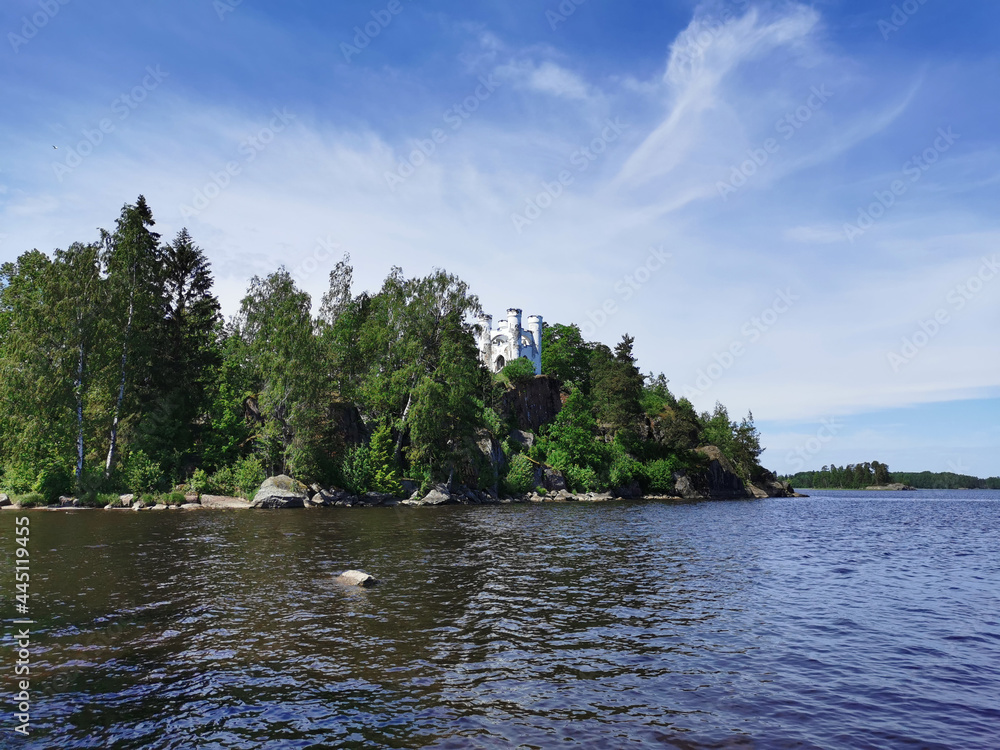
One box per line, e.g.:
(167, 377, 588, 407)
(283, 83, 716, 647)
(784, 463, 1000, 490)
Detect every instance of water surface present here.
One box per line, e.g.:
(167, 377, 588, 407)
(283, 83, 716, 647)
(2, 491, 998, 748)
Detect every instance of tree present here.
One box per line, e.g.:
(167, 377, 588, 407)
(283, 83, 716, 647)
(132, 229, 221, 477)
(535, 388, 605, 473)
(590, 334, 644, 437)
(541, 323, 591, 389)
(233, 269, 322, 478)
(100, 196, 165, 478)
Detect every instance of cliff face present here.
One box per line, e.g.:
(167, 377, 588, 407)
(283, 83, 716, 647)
(674, 445, 750, 500)
(499, 375, 564, 432)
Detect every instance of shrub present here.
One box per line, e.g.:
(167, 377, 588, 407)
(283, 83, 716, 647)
(15, 492, 47, 508)
(2, 464, 37, 495)
(502, 453, 536, 496)
(497, 357, 537, 386)
(609, 443, 643, 490)
(95, 493, 122, 508)
(564, 465, 601, 493)
(191, 468, 210, 495)
(232, 456, 265, 499)
(643, 457, 679, 494)
(163, 492, 186, 506)
(339, 443, 375, 495)
(208, 456, 266, 499)
(33, 460, 74, 503)
(123, 450, 164, 494)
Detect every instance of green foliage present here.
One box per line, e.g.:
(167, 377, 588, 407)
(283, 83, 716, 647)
(502, 453, 536, 495)
(14, 493, 47, 508)
(563, 464, 600, 493)
(339, 443, 375, 495)
(370, 422, 403, 495)
(33, 459, 74, 502)
(191, 468, 209, 495)
(590, 335, 644, 435)
(535, 388, 605, 472)
(609, 441, 643, 489)
(206, 456, 266, 499)
(541, 323, 591, 389)
(641, 373, 676, 417)
(162, 491, 187, 506)
(698, 403, 763, 481)
(497, 357, 536, 386)
(643, 457, 680, 494)
(122, 450, 164, 494)
(1, 464, 37, 495)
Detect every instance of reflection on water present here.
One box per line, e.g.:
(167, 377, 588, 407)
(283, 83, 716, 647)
(2, 492, 999, 749)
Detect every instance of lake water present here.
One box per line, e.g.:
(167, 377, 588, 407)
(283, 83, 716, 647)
(2, 491, 999, 749)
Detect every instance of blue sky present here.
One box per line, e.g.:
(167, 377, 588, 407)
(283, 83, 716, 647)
(1, 0, 998, 476)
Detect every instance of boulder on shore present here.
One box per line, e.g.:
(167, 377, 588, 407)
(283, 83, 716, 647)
(336, 570, 380, 588)
(0, 493, 11, 508)
(250, 475, 308, 509)
(402, 485, 454, 507)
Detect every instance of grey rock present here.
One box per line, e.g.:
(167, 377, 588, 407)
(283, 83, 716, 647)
(250, 475, 308, 509)
(132, 500, 148, 511)
(510, 429, 535, 449)
(151, 504, 169, 511)
(336, 570, 380, 588)
(674, 474, 704, 500)
(541, 467, 567, 492)
(0, 493, 11, 508)
(59, 496, 78, 508)
(119, 494, 135, 508)
(179, 503, 205, 510)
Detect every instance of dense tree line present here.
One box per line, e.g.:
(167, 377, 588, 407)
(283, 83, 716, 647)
(783, 464, 1000, 490)
(0, 197, 766, 504)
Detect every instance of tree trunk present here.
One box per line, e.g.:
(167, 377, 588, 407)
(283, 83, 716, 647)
(394, 391, 413, 466)
(105, 293, 134, 477)
(76, 340, 85, 482)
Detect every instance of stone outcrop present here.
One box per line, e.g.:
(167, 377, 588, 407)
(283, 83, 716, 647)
(0, 493, 11, 508)
(747, 469, 808, 498)
(336, 570, 380, 588)
(200, 495, 252, 509)
(250, 475, 308, 509)
(864, 483, 917, 491)
(499, 375, 563, 433)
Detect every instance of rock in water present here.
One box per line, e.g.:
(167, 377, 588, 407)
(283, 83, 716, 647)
(250, 475, 308, 509)
(336, 570, 380, 588)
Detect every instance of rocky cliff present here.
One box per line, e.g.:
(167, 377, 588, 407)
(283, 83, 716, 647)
(499, 375, 564, 432)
